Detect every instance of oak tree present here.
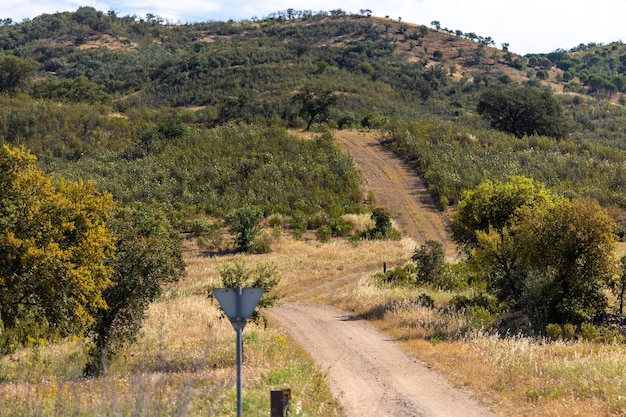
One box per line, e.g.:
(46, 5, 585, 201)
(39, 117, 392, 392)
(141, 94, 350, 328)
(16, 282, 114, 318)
(292, 86, 337, 131)
(477, 85, 570, 139)
(85, 204, 186, 376)
(0, 145, 115, 347)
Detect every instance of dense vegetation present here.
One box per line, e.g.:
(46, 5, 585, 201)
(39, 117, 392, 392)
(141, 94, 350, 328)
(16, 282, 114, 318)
(2, 6, 626, 378)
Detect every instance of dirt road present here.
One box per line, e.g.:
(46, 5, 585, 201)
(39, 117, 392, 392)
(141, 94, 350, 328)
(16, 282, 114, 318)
(270, 303, 497, 417)
(267, 130, 493, 416)
(335, 130, 458, 260)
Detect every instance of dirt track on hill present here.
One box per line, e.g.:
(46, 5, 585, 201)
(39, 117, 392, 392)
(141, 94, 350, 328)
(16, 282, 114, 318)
(270, 303, 497, 417)
(334, 130, 458, 260)
(267, 131, 498, 417)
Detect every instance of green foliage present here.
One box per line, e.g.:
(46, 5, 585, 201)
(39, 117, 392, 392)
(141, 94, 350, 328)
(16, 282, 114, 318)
(46, 124, 362, 222)
(451, 176, 552, 251)
(0, 145, 115, 348)
(316, 225, 332, 242)
(617, 255, 626, 315)
(31, 76, 111, 104)
(190, 218, 224, 250)
(292, 85, 338, 131)
(449, 293, 501, 314)
(373, 264, 416, 287)
(85, 203, 186, 376)
(216, 262, 282, 325)
(456, 178, 617, 329)
(0, 54, 37, 95)
(387, 119, 626, 214)
(477, 85, 570, 139)
(513, 197, 616, 326)
(226, 206, 264, 252)
(361, 207, 395, 240)
(361, 112, 388, 129)
(411, 240, 445, 285)
(546, 323, 563, 340)
(290, 211, 308, 239)
(249, 231, 273, 254)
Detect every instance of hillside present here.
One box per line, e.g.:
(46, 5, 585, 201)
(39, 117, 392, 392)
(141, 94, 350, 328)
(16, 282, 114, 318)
(1, 8, 626, 417)
(2, 8, 626, 216)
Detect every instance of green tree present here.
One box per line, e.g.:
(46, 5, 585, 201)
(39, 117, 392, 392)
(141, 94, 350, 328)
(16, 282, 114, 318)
(0, 54, 37, 95)
(411, 240, 445, 285)
(226, 206, 264, 252)
(471, 225, 528, 307)
(0, 145, 115, 347)
(85, 204, 186, 376)
(477, 85, 570, 139)
(513, 197, 616, 325)
(454, 178, 616, 328)
(451, 176, 552, 252)
(292, 86, 338, 131)
(370, 207, 392, 238)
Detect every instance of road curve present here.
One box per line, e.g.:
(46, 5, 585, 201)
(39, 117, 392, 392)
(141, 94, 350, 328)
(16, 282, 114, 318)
(270, 302, 498, 417)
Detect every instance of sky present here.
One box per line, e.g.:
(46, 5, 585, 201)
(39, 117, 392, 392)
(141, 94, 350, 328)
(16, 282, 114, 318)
(1, 0, 625, 55)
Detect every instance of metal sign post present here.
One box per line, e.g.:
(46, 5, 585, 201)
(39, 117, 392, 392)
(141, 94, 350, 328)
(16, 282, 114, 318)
(213, 287, 263, 417)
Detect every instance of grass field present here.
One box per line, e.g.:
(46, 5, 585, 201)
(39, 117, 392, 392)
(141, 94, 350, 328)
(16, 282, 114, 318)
(1, 230, 625, 416)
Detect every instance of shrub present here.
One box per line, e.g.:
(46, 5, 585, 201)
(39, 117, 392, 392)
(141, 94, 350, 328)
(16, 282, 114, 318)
(412, 240, 445, 285)
(546, 323, 563, 341)
(249, 231, 273, 254)
(315, 225, 332, 242)
(268, 214, 285, 229)
(374, 264, 416, 287)
(290, 211, 308, 239)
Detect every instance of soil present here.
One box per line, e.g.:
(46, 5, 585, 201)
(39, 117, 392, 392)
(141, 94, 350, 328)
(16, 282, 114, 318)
(270, 303, 497, 417)
(269, 131, 496, 416)
(335, 130, 458, 260)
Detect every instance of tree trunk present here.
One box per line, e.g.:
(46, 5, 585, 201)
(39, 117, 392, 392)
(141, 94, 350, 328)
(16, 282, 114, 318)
(84, 326, 110, 377)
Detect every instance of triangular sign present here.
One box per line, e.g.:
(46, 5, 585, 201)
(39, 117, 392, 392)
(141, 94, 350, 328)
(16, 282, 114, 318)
(213, 287, 263, 321)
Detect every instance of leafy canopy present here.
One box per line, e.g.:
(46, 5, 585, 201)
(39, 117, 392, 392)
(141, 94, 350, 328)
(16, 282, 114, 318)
(0, 145, 115, 346)
(451, 176, 552, 252)
(477, 85, 570, 139)
(216, 261, 282, 325)
(85, 203, 186, 376)
(454, 177, 617, 327)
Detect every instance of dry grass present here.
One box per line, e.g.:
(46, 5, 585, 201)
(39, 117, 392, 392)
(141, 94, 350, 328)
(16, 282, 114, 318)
(2, 231, 625, 416)
(335, 272, 626, 417)
(0, 232, 352, 416)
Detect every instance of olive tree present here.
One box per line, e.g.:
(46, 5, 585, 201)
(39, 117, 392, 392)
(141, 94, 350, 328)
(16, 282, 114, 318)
(226, 206, 264, 252)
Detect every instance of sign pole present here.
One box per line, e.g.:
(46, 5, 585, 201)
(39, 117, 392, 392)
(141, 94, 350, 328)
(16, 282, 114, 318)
(236, 287, 243, 417)
(213, 286, 264, 417)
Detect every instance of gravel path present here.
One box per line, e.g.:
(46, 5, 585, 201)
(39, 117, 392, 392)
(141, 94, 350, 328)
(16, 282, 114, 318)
(270, 303, 497, 417)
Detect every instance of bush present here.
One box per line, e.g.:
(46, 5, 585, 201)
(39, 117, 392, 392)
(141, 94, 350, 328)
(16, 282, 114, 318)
(330, 216, 354, 237)
(315, 225, 332, 242)
(412, 240, 445, 285)
(268, 214, 285, 229)
(249, 231, 273, 254)
(290, 211, 308, 239)
(546, 323, 563, 341)
(373, 264, 416, 287)
(449, 293, 500, 314)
